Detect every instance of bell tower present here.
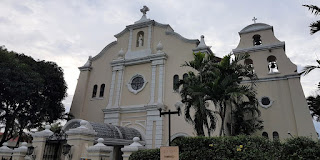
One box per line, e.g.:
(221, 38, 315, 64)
(232, 22, 317, 140)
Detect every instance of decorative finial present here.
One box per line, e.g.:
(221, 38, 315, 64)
(156, 41, 164, 53)
(252, 17, 257, 23)
(197, 35, 208, 48)
(140, 6, 149, 15)
(118, 48, 125, 59)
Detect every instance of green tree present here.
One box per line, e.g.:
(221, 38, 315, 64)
(205, 54, 260, 136)
(179, 52, 218, 136)
(303, 5, 320, 34)
(0, 46, 68, 146)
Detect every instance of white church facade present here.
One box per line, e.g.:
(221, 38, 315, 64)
(69, 6, 317, 148)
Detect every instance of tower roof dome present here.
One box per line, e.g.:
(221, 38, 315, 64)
(239, 23, 273, 35)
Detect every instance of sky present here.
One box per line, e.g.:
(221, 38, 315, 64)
(1, 0, 320, 131)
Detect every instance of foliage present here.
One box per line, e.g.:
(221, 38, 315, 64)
(129, 149, 160, 160)
(180, 52, 262, 136)
(303, 5, 320, 34)
(231, 101, 263, 135)
(281, 137, 320, 159)
(179, 52, 218, 136)
(131, 136, 320, 160)
(0, 46, 68, 145)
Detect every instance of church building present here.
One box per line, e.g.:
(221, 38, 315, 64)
(69, 6, 317, 149)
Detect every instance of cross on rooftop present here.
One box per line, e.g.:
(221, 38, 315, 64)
(252, 17, 257, 23)
(140, 6, 149, 15)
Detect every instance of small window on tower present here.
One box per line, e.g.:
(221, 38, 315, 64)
(267, 55, 279, 74)
(253, 34, 262, 46)
(244, 59, 254, 68)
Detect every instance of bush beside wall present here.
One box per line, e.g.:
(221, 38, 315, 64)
(129, 136, 320, 160)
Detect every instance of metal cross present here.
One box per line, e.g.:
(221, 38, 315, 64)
(140, 5, 149, 15)
(252, 17, 257, 23)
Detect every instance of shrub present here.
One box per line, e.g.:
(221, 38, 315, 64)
(129, 148, 160, 160)
(280, 137, 320, 159)
(129, 136, 320, 160)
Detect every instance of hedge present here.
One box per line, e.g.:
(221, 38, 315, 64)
(129, 135, 320, 160)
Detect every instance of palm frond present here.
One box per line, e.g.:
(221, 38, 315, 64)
(310, 20, 320, 34)
(303, 5, 320, 16)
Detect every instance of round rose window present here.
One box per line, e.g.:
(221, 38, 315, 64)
(131, 76, 144, 90)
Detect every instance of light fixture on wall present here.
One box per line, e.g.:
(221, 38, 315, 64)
(62, 144, 73, 159)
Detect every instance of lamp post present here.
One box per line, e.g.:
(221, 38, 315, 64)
(158, 101, 183, 146)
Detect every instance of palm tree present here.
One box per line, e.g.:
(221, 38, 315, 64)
(303, 5, 320, 34)
(301, 59, 320, 75)
(179, 52, 218, 136)
(205, 54, 259, 136)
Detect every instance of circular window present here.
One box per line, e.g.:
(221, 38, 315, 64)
(259, 96, 273, 109)
(127, 74, 148, 94)
(131, 77, 144, 90)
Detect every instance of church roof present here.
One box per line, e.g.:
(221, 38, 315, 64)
(239, 23, 273, 35)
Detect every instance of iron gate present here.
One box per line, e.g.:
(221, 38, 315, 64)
(43, 131, 67, 160)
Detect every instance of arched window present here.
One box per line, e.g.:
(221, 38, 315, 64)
(253, 34, 262, 46)
(267, 55, 279, 74)
(244, 59, 254, 68)
(183, 73, 188, 80)
(173, 75, 179, 92)
(92, 85, 98, 98)
(273, 131, 279, 140)
(136, 31, 144, 47)
(262, 132, 269, 139)
(99, 84, 105, 97)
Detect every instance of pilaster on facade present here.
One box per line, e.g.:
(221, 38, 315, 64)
(145, 105, 163, 148)
(128, 29, 133, 52)
(103, 108, 120, 125)
(149, 65, 157, 104)
(107, 70, 116, 108)
(107, 65, 125, 109)
(115, 67, 124, 107)
(157, 64, 164, 104)
(147, 25, 152, 50)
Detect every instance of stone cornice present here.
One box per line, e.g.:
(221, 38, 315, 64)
(111, 53, 167, 67)
(232, 42, 285, 54)
(241, 73, 300, 83)
(91, 41, 117, 61)
(166, 30, 199, 44)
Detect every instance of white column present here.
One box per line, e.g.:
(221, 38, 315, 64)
(107, 70, 117, 108)
(114, 67, 124, 107)
(149, 65, 156, 104)
(157, 64, 164, 103)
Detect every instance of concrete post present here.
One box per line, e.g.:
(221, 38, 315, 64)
(86, 138, 113, 160)
(31, 125, 53, 160)
(121, 137, 145, 160)
(65, 120, 97, 160)
(0, 142, 13, 159)
(12, 142, 28, 160)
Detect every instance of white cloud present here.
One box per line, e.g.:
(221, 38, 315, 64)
(1, 0, 320, 130)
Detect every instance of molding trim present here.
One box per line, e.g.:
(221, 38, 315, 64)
(239, 23, 273, 35)
(111, 52, 168, 66)
(241, 73, 300, 83)
(91, 41, 117, 61)
(232, 42, 285, 54)
(165, 30, 199, 44)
